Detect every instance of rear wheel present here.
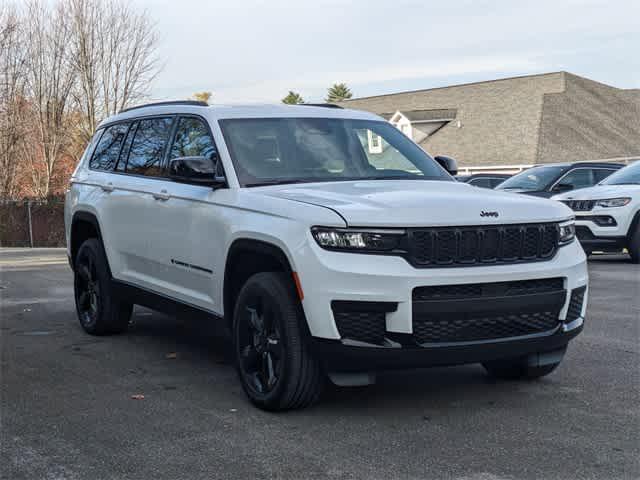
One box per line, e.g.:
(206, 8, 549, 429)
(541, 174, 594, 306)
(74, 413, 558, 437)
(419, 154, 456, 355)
(74, 238, 132, 335)
(483, 357, 560, 380)
(233, 272, 323, 411)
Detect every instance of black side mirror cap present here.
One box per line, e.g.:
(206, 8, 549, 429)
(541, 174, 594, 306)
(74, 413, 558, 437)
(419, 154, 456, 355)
(168, 156, 226, 187)
(434, 155, 458, 176)
(552, 183, 574, 192)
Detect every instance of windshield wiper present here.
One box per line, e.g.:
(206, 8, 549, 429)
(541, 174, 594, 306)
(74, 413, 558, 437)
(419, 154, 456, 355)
(244, 179, 310, 187)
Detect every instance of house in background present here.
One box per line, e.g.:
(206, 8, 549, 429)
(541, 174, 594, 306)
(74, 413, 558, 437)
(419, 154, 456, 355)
(341, 72, 640, 173)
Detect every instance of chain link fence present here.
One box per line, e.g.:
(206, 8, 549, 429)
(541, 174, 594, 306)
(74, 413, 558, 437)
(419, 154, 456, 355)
(0, 197, 66, 247)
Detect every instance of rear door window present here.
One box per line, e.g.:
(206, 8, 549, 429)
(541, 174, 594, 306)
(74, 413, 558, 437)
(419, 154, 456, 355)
(125, 117, 174, 177)
(90, 123, 130, 171)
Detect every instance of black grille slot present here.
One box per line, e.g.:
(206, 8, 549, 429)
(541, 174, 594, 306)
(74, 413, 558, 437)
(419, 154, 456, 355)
(412, 278, 565, 344)
(566, 286, 586, 322)
(413, 312, 559, 344)
(331, 301, 396, 345)
(562, 200, 595, 212)
(407, 223, 559, 267)
(413, 278, 564, 301)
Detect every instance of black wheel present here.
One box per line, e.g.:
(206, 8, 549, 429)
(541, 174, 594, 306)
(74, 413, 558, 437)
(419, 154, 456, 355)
(232, 272, 323, 411)
(628, 224, 640, 264)
(74, 238, 132, 335)
(483, 357, 560, 380)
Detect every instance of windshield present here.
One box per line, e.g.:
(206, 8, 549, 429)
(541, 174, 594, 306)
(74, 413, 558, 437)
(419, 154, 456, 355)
(219, 118, 452, 187)
(600, 161, 640, 185)
(496, 165, 566, 192)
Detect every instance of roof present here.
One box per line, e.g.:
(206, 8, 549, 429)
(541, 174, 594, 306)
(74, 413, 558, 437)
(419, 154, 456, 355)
(340, 71, 640, 167)
(393, 109, 457, 122)
(98, 103, 383, 129)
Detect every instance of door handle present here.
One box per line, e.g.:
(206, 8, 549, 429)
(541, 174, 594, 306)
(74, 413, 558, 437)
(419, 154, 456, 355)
(101, 182, 114, 193)
(152, 189, 170, 201)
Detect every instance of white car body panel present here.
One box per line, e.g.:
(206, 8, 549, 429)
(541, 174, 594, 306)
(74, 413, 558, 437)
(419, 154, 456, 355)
(553, 184, 640, 238)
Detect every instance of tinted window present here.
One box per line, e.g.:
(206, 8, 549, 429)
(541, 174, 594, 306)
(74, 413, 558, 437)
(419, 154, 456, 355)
(488, 177, 506, 188)
(497, 165, 566, 192)
(594, 168, 618, 183)
(90, 123, 130, 171)
(170, 117, 217, 161)
(126, 117, 174, 176)
(556, 168, 595, 190)
(115, 121, 138, 172)
(469, 177, 491, 188)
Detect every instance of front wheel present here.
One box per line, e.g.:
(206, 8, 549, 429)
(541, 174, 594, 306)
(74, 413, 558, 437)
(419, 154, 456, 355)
(232, 272, 324, 411)
(628, 224, 640, 264)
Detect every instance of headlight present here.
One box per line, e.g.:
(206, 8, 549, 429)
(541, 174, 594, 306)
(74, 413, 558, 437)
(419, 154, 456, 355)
(311, 227, 405, 251)
(595, 198, 631, 208)
(558, 220, 575, 246)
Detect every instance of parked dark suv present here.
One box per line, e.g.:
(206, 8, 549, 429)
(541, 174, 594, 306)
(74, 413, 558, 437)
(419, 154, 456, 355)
(496, 162, 623, 198)
(456, 173, 511, 188)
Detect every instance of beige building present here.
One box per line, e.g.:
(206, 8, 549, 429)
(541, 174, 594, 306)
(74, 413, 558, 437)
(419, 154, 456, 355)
(341, 72, 640, 173)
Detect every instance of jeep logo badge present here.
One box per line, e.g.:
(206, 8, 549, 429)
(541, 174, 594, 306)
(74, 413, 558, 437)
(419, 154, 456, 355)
(480, 211, 499, 218)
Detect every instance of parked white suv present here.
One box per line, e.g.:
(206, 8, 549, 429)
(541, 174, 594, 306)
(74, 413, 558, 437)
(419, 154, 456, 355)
(553, 161, 640, 262)
(65, 101, 588, 410)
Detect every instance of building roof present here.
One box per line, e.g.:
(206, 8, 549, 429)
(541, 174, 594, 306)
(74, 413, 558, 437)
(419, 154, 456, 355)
(394, 109, 457, 122)
(341, 72, 640, 167)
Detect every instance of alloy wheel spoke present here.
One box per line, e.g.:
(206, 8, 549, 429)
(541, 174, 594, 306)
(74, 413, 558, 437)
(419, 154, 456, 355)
(78, 265, 91, 282)
(246, 307, 263, 333)
(265, 352, 277, 388)
(265, 335, 283, 359)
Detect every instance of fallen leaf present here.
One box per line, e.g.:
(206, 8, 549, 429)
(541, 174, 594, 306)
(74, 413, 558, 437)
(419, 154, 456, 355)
(165, 352, 178, 359)
(229, 408, 237, 413)
(131, 394, 145, 400)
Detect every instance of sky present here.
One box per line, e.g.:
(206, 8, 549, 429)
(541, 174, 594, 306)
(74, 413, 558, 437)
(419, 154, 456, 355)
(136, 0, 640, 104)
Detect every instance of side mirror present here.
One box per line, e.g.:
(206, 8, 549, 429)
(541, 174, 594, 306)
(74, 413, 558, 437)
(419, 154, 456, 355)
(168, 156, 226, 187)
(552, 183, 574, 193)
(434, 155, 458, 176)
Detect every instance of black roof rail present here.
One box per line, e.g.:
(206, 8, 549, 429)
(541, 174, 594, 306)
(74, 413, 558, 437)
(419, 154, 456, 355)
(119, 100, 208, 114)
(297, 103, 343, 109)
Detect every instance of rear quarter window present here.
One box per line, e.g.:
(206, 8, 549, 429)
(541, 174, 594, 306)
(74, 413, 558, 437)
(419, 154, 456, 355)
(90, 123, 130, 171)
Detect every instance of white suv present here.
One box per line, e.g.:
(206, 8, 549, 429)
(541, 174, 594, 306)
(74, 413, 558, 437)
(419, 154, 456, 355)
(65, 101, 588, 410)
(553, 161, 640, 262)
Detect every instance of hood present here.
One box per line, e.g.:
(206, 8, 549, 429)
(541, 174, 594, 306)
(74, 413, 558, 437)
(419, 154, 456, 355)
(256, 180, 573, 227)
(552, 184, 640, 200)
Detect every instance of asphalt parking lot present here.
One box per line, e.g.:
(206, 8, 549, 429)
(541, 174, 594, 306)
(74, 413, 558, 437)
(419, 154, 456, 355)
(1, 248, 638, 480)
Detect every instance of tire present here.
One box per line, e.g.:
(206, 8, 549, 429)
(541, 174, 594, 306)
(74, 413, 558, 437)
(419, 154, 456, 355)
(74, 238, 132, 335)
(628, 224, 640, 264)
(232, 272, 324, 411)
(482, 358, 560, 380)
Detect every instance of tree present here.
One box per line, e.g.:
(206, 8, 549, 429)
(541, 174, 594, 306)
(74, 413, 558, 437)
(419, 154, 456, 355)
(22, 0, 76, 198)
(282, 91, 304, 105)
(325, 83, 352, 103)
(69, 0, 160, 143)
(192, 91, 212, 104)
(0, 4, 27, 198)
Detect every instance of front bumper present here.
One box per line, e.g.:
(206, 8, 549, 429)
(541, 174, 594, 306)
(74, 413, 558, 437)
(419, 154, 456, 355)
(296, 238, 588, 340)
(312, 322, 583, 372)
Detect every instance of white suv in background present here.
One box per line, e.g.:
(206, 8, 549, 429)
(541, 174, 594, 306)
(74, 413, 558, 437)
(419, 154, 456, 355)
(553, 161, 640, 262)
(65, 101, 588, 410)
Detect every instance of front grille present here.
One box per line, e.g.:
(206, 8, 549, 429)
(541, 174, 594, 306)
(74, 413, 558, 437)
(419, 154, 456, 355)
(413, 278, 564, 301)
(566, 286, 586, 322)
(412, 311, 559, 344)
(407, 223, 559, 267)
(562, 200, 595, 212)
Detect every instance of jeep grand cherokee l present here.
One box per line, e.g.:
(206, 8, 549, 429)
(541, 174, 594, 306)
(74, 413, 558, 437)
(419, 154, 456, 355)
(65, 101, 588, 411)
